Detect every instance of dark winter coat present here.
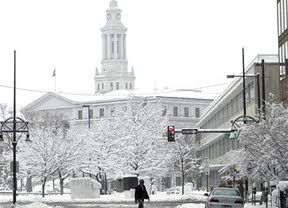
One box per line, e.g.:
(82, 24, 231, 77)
(135, 184, 149, 201)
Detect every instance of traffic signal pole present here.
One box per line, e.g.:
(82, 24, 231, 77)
(167, 127, 236, 141)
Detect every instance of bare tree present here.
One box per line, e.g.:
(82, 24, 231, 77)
(172, 135, 200, 194)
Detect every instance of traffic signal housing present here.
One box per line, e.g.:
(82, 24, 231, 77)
(167, 126, 175, 142)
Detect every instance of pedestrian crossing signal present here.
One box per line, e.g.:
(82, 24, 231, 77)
(167, 126, 175, 142)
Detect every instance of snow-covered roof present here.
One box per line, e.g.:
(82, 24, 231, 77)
(50, 88, 215, 103)
(21, 88, 215, 112)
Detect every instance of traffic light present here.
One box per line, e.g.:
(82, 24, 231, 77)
(167, 126, 175, 142)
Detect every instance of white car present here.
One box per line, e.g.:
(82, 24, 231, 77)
(204, 187, 244, 208)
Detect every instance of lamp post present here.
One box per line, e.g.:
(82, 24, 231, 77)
(0, 50, 30, 206)
(82, 104, 90, 129)
(227, 48, 260, 202)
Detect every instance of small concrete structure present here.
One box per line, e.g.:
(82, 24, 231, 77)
(71, 177, 101, 199)
(184, 182, 194, 194)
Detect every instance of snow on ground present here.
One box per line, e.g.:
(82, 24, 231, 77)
(0, 191, 271, 208)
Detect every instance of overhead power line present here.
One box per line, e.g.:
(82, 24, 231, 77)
(0, 82, 232, 97)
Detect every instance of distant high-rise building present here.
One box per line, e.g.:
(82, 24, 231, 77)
(277, 0, 288, 101)
(94, 0, 135, 94)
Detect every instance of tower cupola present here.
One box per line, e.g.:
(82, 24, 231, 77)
(94, 0, 135, 94)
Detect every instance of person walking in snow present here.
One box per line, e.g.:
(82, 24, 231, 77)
(135, 179, 149, 208)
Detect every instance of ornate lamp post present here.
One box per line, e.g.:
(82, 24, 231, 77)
(227, 48, 260, 202)
(0, 51, 30, 207)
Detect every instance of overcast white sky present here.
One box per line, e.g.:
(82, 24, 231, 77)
(0, 0, 278, 109)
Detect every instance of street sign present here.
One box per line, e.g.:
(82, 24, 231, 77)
(182, 128, 198, 134)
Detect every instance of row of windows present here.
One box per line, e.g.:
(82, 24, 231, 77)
(78, 108, 106, 120)
(78, 106, 201, 120)
(97, 82, 133, 91)
(172, 107, 200, 118)
(201, 84, 254, 129)
(277, 0, 288, 36)
(201, 135, 240, 160)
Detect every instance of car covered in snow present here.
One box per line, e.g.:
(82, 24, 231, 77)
(204, 187, 244, 208)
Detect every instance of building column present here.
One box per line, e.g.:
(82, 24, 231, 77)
(114, 33, 118, 59)
(107, 33, 111, 59)
(120, 34, 124, 59)
(102, 34, 106, 60)
(123, 34, 126, 59)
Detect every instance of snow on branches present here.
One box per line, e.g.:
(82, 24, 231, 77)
(223, 103, 288, 181)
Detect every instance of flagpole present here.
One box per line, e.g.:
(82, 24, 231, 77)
(54, 76, 56, 92)
(52, 68, 56, 92)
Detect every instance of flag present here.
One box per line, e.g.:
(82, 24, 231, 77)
(52, 68, 56, 77)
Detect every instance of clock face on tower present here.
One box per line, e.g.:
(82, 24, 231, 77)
(116, 13, 121, 19)
(107, 13, 111, 20)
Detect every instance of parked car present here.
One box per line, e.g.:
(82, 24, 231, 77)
(204, 187, 244, 208)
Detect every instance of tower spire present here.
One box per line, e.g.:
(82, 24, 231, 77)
(109, 0, 118, 9)
(94, 0, 135, 94)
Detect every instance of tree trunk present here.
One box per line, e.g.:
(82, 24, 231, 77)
(26, 177, 32, 192)
(60, 178, 64, 195)
(59, 171, 64, 195)
(42, 177, 47, 198)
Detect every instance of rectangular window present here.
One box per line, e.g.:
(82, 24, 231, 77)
(89, 109, 93, 119)
(162, 106, 167, 116)
(184, 107, 189, 117)
(130, 83, 132, 89)
(102, 83, 104, 90)
(110, 82, 113, 90)
(176, 177, 181, 186)
(99, 108, 105, 118)
(97, 83, 100, 91)
(116, 82, 119, 90)
(195, 108, 200, 118)
(173, 107, 178, 117)
(125, 82, 128, 89)
(111, 109, 115, 117)
(78, 110, 82, 120)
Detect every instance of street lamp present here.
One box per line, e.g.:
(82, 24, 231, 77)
(82, 104, 91, 129)
(227, 48, 260, 202)
(0, 50, 30, 207)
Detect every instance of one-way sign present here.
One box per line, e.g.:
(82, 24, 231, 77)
(181, 128, 198, 134)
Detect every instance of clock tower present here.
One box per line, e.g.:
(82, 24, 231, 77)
(94, 0, 135, 94)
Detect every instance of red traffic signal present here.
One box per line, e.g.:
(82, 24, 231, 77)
(167, 126, 175, 142)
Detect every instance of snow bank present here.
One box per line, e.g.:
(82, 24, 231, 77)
(21, 202, 51, 208)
